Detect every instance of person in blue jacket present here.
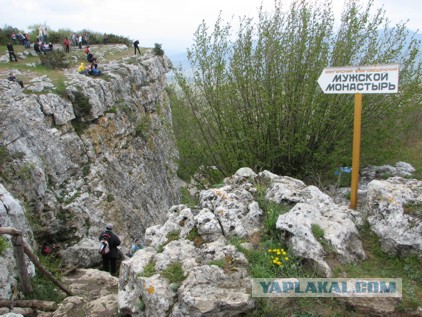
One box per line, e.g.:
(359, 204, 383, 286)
(129, 238, 144, 257)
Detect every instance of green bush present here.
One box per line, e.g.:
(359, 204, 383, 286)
(71, 91, 91, 117)
(25, 254, 65, 303)
(153, 43, 164, 56)
(38, 50, 70, 69)
(172, 0, 422, 181)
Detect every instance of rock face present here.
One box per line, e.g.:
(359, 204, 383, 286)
(0, 47, 181, 297)
(0, 184, 35, 299)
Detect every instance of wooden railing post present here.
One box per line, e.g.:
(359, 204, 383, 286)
(9, 231, 33, 295)
(0, 226, 73, 297)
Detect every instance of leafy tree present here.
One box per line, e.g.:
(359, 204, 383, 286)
(172, 0, 421, 182)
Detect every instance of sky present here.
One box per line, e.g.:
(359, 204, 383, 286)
(1, 0, 421, 54)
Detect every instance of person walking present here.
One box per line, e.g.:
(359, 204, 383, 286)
(99, 223, 121, 276)
(7, 42, 18, 62)
(133, 40, 141, 55)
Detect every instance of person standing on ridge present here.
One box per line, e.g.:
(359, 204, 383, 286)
(7, 42, 18, 62)
(133, 40, 141, 55)
(63, 37, 70, 53)
(99, 223, 121, 276)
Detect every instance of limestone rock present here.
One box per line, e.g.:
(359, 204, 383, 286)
(366, 177, 422, 258)
(50, 269, 118, 317)
(0, 184, 35, 299)
(276, 202, 366, 277)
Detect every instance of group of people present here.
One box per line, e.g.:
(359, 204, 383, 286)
(77, 45, 102, 76)
(11, 32, 31, 48)
(33, 41, 53, 54)
(99, 223, 143, 276)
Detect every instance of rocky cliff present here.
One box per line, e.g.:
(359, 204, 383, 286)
(0, 47, 181, 296)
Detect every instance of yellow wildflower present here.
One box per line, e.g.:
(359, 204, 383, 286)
(285, 257, 289, 261)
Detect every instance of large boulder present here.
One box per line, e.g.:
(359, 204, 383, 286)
(365, 177, 422, 258)
(119, 204, 253, 317)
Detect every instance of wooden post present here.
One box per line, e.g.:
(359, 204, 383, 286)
(350, 93, 362, 209)
(11, 235, 33, 295)
(22, 243, 73, 296)
(0, 226, 73, 297)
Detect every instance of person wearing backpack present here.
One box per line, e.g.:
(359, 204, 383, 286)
(99, 223, 121, 276)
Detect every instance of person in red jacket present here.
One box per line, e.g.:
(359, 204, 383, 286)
(63, 37, 70, 53)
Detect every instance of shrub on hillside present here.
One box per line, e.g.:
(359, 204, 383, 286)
(39, 50, 70, 69)
(153, 43, 164, 56)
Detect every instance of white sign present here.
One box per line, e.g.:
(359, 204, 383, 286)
(317, 64, 400, 94)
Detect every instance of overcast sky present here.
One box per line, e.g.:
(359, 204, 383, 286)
(1, 0, 421, 53)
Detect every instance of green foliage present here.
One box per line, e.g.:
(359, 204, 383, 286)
(180, 187, 199, 207)
(71, 91, 92, 118)
(403, 202, 422, 218)
(0, 236, 9, 255)
(333, 221, 422, 311)
(135, 116, 152, 138)
(71, 120, 90, 136)
(207, 259, 225, 268)
(106, 193, 115, 202)
(82, 164, 90, 177)
(160, 262, 186, 284)
(311, 224, 324, 239)
(172, 0, 422, 181)
(0, 25, 21, 45)
(105, 106, 118, 114)
(25, 254, 65, 303)
(166, 230, 180, 243)
(153, 43, 164, 56)
(38, 50, 71, 69)
(138, 260, 156, 277)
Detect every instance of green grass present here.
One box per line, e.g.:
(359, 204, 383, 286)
(160, 262, 186, 284)
(138, 260, 156, 278)
(332, 222, 422, 312)
(24, 254, 66, 303)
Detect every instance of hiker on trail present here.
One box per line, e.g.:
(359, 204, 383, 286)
(71, 33, 77, 46)
(133, 40, 141, 55)
(8, 72, 24, 88)
(7, 42, 18, 62)
(99, 223, 121, 276)
(129, 238, 144, 257)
